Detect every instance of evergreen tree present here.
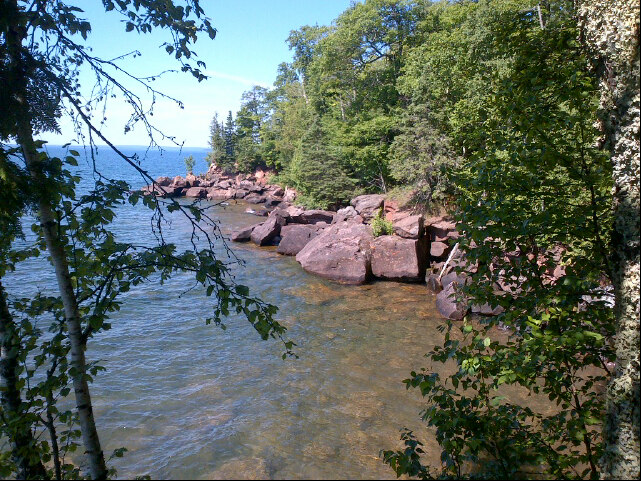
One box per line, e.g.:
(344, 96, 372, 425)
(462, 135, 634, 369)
(284, 116, 357, 209)
(206, 113, 225, 168)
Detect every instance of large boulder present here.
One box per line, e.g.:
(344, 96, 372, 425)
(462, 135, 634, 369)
(277, 224, 323, 256)
(231, 224, 258, 242)
(299, 210, 335, 225)
(370, 236, 429, 282)
(393, 215, 424, 239)
(207, 188, 233, 200)
(296, 223, 374, 284)
(171, 176, 187, 188)
(435, 282, 469, 320)
(244, 193, 267, 204)
(155, 176, 172, 186)
(183, 186, 207, 198)
(350, 194, 385, 221)
(250, 216, 286, 246)
(332, 206, 360, 224)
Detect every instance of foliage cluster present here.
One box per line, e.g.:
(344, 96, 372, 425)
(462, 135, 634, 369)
(184, 154, 195, 174)
(370, 209, 394, 237)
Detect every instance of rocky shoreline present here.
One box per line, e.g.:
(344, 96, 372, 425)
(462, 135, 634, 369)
(143, 165, 576, 321)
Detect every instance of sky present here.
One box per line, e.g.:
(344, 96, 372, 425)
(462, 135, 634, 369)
(41, 0, 354, 148)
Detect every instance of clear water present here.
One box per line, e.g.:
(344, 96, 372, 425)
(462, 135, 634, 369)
(7, 146, 446, 479)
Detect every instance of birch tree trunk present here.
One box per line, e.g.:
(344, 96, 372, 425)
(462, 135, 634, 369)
(578, 1, 640, 479)
(17, 129, 109, 481)
(0, 281, 48, 480)
(6, 12, 108, 479)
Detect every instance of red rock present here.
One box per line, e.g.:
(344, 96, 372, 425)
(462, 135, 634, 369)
(430, 241, 450, 258)
(231, 224, 257, 242)
(296, 223, 374, 284)
(207, 188, 233, 200)
(184, 186, 207, 198)
(350, 194, 385, 221)
(250, 216, 285, 246)
(436, 282, 468, 320)
(393, 215, 424, 239)
(426, 217, 457, 240)
(244, 193, 267, 204)
(155, 176, 172, 186)
(370, 236, 429, 282)
(277, 224, 323, 256)
(171, 176, 187, 188)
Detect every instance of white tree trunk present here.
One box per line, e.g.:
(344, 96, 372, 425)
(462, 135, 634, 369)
(18, 132, 109, 480)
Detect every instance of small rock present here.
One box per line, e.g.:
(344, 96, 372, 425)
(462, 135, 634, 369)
(426, 273, 443, 293)
(430, 241, 450, 258)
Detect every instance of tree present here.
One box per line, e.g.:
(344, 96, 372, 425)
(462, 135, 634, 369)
(220, 110, 236, 173)
(0, 2, 293, 479)
(578, 1, 640, 478)
(382, 1, 620, 478)
(206, 112, 225, 167)
(283, 115, 358, 209)
(184, 154, 195, 174)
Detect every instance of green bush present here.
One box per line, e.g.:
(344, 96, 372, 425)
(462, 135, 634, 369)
(370, 209, 394, 237)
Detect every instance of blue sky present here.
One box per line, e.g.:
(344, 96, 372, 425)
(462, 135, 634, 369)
(42, 0, 353, 147)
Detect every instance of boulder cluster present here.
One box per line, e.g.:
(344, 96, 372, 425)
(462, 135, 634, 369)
(141, 164, 294, 208)
(144, 167, 573, 321)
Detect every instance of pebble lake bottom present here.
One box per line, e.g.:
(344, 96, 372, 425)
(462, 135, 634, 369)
(6, 145, 540, 479)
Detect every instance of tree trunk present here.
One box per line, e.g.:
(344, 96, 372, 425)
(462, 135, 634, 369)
(0, 281, 48, 480)
(17, 131, 109, 481)
(578, 1, 640, 479)
(5, 9, 108, 479)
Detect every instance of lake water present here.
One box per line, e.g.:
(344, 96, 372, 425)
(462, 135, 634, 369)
(7, 145, 447, 479)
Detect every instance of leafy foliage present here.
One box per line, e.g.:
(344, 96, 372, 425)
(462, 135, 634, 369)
(370, 209, 394, 237)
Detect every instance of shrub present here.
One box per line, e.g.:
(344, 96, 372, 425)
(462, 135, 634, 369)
(370, 209, 394, 237)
